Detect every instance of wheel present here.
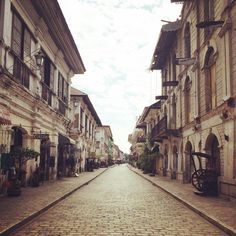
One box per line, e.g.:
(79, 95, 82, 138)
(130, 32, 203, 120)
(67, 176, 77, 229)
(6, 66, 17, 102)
(191, 169, 207, 192)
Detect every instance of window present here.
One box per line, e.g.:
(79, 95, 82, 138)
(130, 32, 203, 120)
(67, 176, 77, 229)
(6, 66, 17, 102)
(58, 72, 69, 103)
(80, 108, 84, 132)
(73, 114, 79, 129)
(184, 22, 191, 58)
(172, 94, 177, 128)
(204, 47, 216, 111)
(172, 54, 176, 81)
(184, 76, 191, 124)
(204, 0, 215, 40)
(162, 69, 167, 95)
(41, 54, 54, 105)
(85, 115, 88, 135)
(11, 11, 31, 88)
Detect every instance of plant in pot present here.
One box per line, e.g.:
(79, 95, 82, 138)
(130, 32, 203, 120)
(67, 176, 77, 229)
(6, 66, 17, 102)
(7, 147, 40, 195)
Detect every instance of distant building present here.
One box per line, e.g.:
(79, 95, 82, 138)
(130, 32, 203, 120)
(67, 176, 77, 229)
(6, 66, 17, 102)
(70, 87, 102, 171)
(95, 126, 113, 165)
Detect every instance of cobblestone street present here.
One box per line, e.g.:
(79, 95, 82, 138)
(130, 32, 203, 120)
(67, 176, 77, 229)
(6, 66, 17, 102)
(10, 165, 227, 236)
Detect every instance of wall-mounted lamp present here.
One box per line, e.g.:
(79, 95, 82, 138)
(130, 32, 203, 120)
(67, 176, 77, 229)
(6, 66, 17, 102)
(34, 50, 45, 68)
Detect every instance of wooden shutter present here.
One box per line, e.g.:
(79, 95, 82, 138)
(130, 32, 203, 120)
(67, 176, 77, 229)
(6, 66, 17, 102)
(23, 28, 31, 58)
(58, 73, 63, 98)
(63, 80, 68, 102)
(50, 64, 55, 91)
(74, 114, 79, 128)
(12, 13, 22, 57)
(210, 64, 216, 109)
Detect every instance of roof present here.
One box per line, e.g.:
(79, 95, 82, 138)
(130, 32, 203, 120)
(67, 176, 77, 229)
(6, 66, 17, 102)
(136, 101, 161, 128)
(31, 0, 86, 74)
(103, 125, 113, 139)
(150, 20, 181, 70)
(71, 87, 102, 126)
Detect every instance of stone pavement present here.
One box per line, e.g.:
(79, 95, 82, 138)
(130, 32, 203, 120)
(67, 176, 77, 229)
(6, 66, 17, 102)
(129, 165, 236, 236)
(0, 168, 107, 236)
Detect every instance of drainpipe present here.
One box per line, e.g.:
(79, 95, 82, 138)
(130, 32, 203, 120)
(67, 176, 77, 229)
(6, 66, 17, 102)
(196, 0, 200, 119)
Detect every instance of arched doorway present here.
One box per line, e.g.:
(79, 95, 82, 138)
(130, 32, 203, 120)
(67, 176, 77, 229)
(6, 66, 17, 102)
(185, 141, 193, 183)
(11, 126, 24, 150)
(205, 134, 220, 176)
(163, 145, 168, 176)
(172, 145, 178, 179)
(40, 138, 51, 181)
(10, 126, 27, 186)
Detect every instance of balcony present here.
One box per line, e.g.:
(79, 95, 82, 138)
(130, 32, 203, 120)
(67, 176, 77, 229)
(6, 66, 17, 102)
(58, 99, 66, 116)
(137, 136, 146, 143)
(151, 116, 181, 141)
(42, 83, 52, 106)
(13, 55, 30, 89)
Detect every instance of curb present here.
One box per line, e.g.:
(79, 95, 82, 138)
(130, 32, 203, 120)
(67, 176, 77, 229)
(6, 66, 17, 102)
(1, 168, 108, 236)
(129, 166, 236, 236)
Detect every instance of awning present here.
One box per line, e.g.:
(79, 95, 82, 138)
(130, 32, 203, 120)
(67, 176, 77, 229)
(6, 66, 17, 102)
(0, 104, 11, 125)
(58, 134, 76, 145)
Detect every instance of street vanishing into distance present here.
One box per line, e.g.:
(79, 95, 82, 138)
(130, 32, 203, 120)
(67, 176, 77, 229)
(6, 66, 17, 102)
(10, 165, 226, 236)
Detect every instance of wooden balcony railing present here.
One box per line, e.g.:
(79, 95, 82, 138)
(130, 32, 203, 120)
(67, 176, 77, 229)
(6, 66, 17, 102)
(42, 83, 52, 106)
(151, 116, 168, 141)
(58, 99, 66, 116)
(137, 136, 146, 143)
(13, 55, 30, 89)
(151, 116, 181, 141)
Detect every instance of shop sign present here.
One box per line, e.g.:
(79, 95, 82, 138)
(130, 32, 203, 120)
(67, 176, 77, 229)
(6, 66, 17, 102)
(33, 133, 49, 139)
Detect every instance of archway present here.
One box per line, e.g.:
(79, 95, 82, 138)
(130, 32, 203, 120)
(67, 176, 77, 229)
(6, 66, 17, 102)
(172, 145, 178, 179)
(185, 141, 193, 183)
(40, 138, 51, 181)
(163, 145, 168, 176)
(205, 134, 220, 176)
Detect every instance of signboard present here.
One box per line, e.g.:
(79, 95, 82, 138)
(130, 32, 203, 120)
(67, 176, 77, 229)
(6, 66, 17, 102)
(33, 133, 49, 140)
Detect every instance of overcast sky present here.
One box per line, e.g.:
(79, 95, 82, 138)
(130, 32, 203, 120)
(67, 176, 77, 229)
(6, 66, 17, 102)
(58, 0, 182, 153)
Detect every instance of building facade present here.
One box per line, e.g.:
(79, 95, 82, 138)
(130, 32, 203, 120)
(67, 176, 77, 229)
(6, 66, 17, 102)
(0, 0, 85, 190)
(70, 87, 102, 172)
(95, 125, 113, 166)
(147, 0, 236, 198)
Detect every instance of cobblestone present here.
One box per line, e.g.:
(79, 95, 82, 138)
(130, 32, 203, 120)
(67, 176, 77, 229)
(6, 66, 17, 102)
(0, 168, 107, 235)
(10, 165, 227, 236)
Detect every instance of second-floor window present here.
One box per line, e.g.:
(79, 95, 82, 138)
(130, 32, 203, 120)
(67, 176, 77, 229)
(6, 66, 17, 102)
(184, 22, 191, 58)
(73, 114, 79, 129)
(85, 115, 88, 135)
(58, 72, 69, 103)
(204, 47, 216, 111)
(172, 94, 177, 129)
(11, 11, 31, 88)
(204, 0, 215, 40)
(11, 12, 31, 59)
(80, 108, 84, 132)
(184, 76, 191, 124)
(41, 54, 54, 106)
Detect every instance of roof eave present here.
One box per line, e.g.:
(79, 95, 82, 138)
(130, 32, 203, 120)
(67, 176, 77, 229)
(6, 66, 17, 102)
(31, 0, 86, 74)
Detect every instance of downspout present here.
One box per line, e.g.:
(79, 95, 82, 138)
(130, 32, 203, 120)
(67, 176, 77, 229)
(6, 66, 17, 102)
(196, 0, 200, 120)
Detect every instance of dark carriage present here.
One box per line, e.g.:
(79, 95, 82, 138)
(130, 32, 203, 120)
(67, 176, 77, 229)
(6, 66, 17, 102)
(191, 152, 218, 196)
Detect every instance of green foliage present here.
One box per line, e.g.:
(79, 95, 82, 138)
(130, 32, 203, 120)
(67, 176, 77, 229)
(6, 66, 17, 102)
(10, 147, 40, 164)
(137, 148, 162, 174)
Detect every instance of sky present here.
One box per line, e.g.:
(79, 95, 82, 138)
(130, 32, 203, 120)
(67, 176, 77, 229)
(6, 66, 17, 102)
(58, 0, 182, 153)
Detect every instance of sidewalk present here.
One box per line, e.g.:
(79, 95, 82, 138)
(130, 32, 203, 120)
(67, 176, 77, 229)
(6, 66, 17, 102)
(0, 168, 108, 236)
(129, 165, 236, 236)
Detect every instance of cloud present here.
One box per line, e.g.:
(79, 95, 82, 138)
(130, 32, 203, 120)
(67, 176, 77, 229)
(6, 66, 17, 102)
(59, 0, 182, 153)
